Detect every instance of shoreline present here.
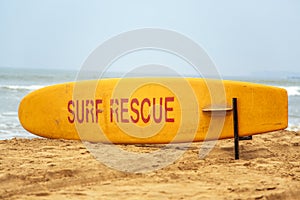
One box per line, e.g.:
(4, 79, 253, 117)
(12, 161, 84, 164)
(0, 130, 299, 199)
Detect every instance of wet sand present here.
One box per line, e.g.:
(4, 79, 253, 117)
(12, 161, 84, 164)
(0, 130, 300, 199)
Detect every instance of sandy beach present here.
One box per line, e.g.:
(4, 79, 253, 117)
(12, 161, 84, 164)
(0, 130, 299, 200)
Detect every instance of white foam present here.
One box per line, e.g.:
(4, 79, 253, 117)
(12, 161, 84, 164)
(0, 85, 45, 91)
(287, 121, 300, 131)
(286, 126, 300, 132)
(1, 112, 18, 117)
(0, 123, 9, 129)
(279, 86, 300, 97)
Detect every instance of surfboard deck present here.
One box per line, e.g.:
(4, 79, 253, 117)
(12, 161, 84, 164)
(18, 78, 288, 143)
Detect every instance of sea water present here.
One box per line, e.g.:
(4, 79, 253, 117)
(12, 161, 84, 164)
(0, 67, 299, 140)
(0, 67, 77, 139)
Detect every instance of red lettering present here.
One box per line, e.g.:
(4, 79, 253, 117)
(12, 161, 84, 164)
(67, 96, 175, 124)
(153, 98, 163, 123)
(110, 99, 119, 122)
(121, 98, 129, 123)
(67, 99, 102, 124)
(141, 98, 151, 123)
(95, 99, 102, 123)
(76, 100, 84, 123)
(85, 100, 95, 123)
(130, 98, 139, 123)
(67, 100, 75, 123)
(165, 97, 174, 122)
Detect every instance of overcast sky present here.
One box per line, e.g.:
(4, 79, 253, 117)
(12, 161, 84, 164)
(0, 0, 300, 76)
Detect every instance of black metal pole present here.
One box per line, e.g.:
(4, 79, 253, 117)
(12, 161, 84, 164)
(233, 98, 239, 160)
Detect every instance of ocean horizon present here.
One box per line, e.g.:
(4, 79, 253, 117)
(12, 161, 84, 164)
(0, 67, 299, 140)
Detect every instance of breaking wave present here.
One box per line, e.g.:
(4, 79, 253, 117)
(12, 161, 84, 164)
(0, 85, 45, 91)
(279, 86, 300, 97)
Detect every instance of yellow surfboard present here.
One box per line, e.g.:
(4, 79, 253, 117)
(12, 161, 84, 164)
(18, 78, 288, 143)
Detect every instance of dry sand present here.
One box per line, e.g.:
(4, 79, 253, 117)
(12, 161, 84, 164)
(0, 130, 300, 200)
